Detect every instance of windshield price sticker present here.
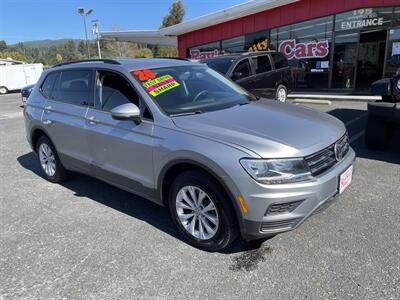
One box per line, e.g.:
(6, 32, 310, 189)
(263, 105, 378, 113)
(143, 75, 180, 97)
(133, 69, 156, 81)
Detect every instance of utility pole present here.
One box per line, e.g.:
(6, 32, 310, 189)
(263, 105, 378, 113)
(92, 19, 101, 58)
(78, 8, 93, 58)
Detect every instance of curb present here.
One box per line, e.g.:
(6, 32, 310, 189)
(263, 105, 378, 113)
(288, 94, 379, 102)
(291, 98, 332, 105)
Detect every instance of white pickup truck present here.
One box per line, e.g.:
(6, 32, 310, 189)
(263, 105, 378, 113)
(0, 59, 43, 94)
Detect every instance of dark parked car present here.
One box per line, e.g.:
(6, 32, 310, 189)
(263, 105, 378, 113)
(21, 83, 35, 104)
(367, 72, 400, 150)
(202, 51, 292, 102)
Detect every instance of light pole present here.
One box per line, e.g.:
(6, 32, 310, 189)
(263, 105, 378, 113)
(92, 19, 101, 58)
(78, 8, 93, 58)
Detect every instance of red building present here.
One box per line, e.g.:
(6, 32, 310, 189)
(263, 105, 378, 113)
(102, 0, 400, 91)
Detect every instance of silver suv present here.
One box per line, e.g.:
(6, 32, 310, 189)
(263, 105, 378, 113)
(24, 59, 355, 251)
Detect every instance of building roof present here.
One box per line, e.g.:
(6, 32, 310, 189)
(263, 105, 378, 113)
(100, 0, 299, 46)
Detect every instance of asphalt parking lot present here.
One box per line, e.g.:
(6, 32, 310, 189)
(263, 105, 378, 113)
(1, 93, 399, 299)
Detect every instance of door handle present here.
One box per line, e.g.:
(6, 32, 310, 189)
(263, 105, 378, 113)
(44, 105, 53, 112)
(87, 116, 98, 124)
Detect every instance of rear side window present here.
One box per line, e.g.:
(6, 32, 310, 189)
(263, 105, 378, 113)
(52, 70, 92, 106)
(271, 53, 288, 69)
(252, 55, 272, 74)
(40, 72, 59, 98)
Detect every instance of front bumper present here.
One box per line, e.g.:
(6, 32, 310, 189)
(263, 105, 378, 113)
(235, 147, 356, 241)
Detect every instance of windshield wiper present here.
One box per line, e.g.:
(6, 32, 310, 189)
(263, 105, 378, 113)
(170, 110, 202, 117)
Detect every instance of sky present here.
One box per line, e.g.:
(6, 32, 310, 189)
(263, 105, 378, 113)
(0, 0, 246, 44)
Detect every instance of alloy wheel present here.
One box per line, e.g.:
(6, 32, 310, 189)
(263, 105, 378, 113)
(175, 186, 219, 240)
(38, 143, 56, 177)
(277, 87, 287, 102)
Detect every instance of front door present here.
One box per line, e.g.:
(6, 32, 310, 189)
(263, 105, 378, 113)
(85, 70, 155, 197)
(229, 58, 254, 92)
(356, 29, 387, 91)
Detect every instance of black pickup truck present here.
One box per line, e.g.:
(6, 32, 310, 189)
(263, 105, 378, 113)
(367, 73, 400, 150)
(202, 51, 292, 102)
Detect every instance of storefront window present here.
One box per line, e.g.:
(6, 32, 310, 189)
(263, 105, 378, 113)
(331, 33, 358, 89)
(221, 36, 245, 53)
(244, 31, 269, 52)
(271, 16, 333, 89)
(188, 41, 222, 59)
(385, 27, 400, 78)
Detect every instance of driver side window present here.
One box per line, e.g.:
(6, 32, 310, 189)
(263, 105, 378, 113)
(95, 71, 139, 112)
(232, 59, 251, 80)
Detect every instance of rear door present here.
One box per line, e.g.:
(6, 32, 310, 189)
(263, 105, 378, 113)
(41, 69, 93, 172)
(84, 69, 155, 196)
(228, 58, 255, 92)
(250, 54, 275, 97)
(270, 52, 291, 90)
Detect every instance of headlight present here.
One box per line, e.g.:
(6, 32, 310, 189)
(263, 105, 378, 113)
(240, 158, 313, 184)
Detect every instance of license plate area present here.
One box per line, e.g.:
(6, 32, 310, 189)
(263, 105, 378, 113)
(339, 165, 353, 194)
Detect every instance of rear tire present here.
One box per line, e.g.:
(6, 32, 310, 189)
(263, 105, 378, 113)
(168, 170, 238, 252)
(275, 84, 287, 102)
(36, 136, 68, 183)
(365, 115, 388, 150)
(0, 86, 8, 94)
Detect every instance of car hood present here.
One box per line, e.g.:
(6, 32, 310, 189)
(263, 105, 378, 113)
(172, 100, 346, 158)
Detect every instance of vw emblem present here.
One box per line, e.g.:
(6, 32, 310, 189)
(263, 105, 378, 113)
(334, 143, 343, 161)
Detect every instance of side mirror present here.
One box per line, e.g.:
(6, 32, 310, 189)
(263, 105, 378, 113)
(110, 103, 141, 124)
(231, 72, 244, 81)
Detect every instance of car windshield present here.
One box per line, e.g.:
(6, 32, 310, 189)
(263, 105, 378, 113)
(131, 65, 256, 116)
(201, 57, 235, 74)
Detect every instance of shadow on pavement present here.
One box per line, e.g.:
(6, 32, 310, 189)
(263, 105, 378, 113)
(17, 151, 265, 255)
(326, 108, 400, 164)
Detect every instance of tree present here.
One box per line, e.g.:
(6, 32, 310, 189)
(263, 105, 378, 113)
(134, 48, 153, 58)
(154, 0, 185, 57)
(0, 51, 30, 62)
(55, 53, 63, 63)
(161, 0, 185, 28)
(0, 40, 7, 52)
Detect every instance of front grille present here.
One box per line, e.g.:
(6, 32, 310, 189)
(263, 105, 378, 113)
(305, 134, 349, 176)
(265, 200, 304, 216)
(260, 218, 302, 232)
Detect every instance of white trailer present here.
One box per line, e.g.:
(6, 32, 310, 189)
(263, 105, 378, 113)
(0, 60, 43, 94)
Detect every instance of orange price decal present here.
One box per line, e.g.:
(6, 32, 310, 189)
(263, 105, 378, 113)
(133, 69, 156, 81)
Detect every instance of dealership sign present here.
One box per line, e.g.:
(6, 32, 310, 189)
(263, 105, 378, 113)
(278, 40, 329, 60)
(190, 49, 223, 59)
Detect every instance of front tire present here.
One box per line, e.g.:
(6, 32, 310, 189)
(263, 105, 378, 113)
(169, 170, 238, 252)
(36, 136, 68, 183)
(275, 84, 287, 102)
(365, 115, 388, 150)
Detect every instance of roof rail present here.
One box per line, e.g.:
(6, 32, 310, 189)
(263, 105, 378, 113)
(156, 57, 189, 61)
(52, 59, 121, 68)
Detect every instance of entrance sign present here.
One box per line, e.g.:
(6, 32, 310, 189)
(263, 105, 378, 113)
(337, 8, 386, 31)
(278, 40, 329, 60)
